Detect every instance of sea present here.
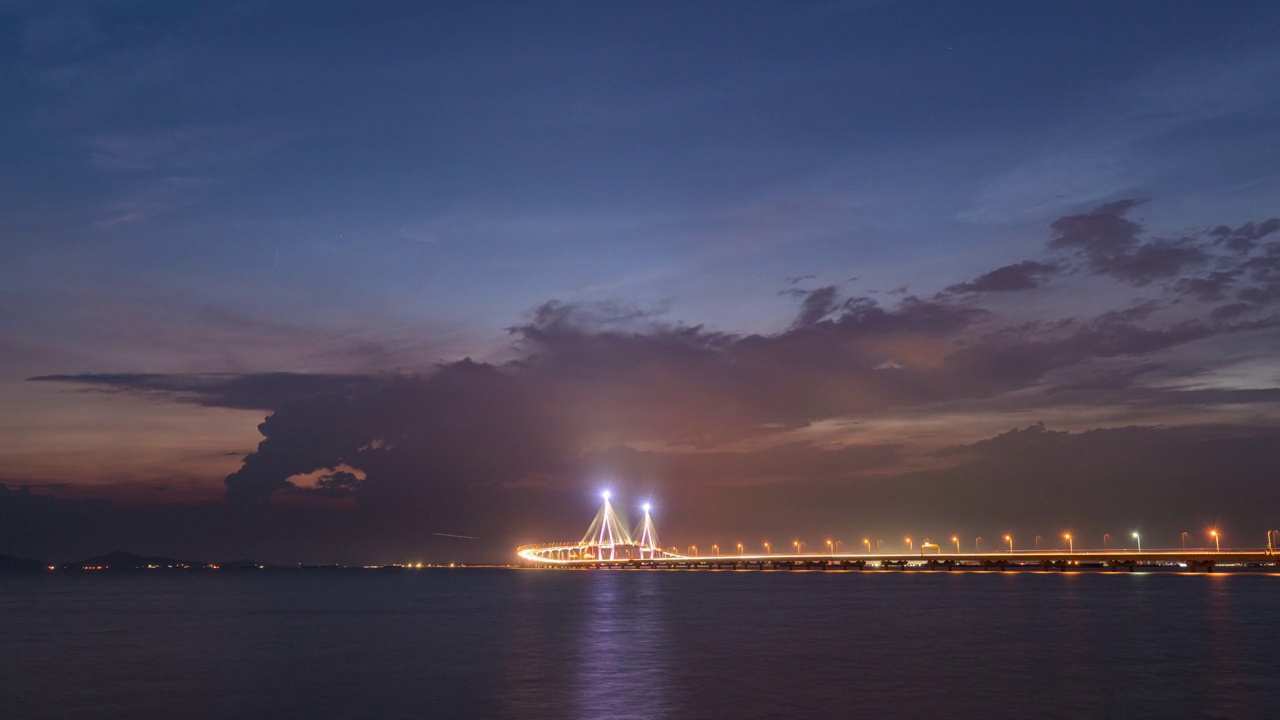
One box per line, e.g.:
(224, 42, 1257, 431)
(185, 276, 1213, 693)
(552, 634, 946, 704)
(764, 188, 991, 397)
(2, 568, 1277, 719)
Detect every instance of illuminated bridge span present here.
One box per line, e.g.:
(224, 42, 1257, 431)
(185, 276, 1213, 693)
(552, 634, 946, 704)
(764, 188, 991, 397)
(518, 495, 1280, 572)
(517, 491, 686, 563)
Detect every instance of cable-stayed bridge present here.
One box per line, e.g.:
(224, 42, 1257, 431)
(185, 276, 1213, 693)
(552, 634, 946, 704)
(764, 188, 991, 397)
(517, 491, 685, 563)
(517, 494, 1280, 572)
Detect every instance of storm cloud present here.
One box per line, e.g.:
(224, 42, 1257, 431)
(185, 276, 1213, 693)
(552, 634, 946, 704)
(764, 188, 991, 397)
(18, 202, 1280, 562)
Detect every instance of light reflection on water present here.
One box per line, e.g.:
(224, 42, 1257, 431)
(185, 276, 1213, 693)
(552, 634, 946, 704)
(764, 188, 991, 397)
(1, 569, 1278, 719)
(573, 571, 670, 720)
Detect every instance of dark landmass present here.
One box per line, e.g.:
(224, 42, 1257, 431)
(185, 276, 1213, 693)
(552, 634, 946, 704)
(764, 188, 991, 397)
(62, 550, 206, 570)
(220, 558, 276, 569)
(0, 548, 497, 572)
(0, 553, 48, 573)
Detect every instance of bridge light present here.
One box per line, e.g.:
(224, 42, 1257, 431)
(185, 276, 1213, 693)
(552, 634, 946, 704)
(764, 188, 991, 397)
(601, 490, 611, 501)
(642, 502, 651, 512)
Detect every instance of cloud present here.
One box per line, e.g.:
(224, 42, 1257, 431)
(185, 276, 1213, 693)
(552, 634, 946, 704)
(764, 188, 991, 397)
(789, 285, 841, 328)
(1048, 198, 1147, 266)
(1045, 202, 1280, 314)
(1173, 271, 1238, 302)
(36, 198, 1280, 511)
(1168, 223, 1280, 315)
(1109, 240, 1209, 285)
(8, 420, 1280, 563)
(37, 282, 1272, 522)
(1210, 218, 1280, 254)
(946, 260, 1060, 293)
(1049, 199, 1212, 284)
(911, 423, 1280, 527)
(1236, 244, 1280, 308)
(305, 469, 363, 497)
(19, 203, 1280, 562)
(28, 372, 384, 411)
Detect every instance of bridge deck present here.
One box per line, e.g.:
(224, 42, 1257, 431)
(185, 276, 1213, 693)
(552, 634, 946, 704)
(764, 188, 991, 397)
(520, 550, 1278, 571)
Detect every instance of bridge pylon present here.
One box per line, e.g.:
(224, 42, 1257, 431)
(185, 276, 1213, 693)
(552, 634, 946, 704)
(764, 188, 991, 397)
(636, 503, 660, 559)
(580, 491, 632, 561)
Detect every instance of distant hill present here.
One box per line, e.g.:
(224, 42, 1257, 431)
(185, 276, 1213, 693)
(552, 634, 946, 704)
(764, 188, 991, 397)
(63, 550, 206, 570)
(219, 558, 277, 569)
(0, 554, 48, 573)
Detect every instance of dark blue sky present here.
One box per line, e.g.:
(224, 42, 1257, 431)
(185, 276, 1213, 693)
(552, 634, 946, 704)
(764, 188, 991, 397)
(2, 2, 1279, 562)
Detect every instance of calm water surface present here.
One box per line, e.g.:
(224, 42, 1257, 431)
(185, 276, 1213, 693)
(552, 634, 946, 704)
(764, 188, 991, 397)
(2, 569, 1277, 719)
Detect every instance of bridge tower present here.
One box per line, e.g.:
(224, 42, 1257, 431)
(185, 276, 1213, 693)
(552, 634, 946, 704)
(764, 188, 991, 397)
(636, 503, 660, 559)
(580, 491, 631, 561)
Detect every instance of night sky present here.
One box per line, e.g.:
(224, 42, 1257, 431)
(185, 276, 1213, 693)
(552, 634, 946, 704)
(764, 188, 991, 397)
(3, 1, 1279, 564)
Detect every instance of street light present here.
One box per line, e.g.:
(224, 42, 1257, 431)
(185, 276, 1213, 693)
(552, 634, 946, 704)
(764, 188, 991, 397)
(1210, 530, 1220, 552)
(764, 541, 771, 555)
(1005, 535, 1013, 553)
(876, 539, 882, 553)
(689, 545, 698, 556)
(952, 536, 960, 554)
(737, 542, 744, 557)
(1034, 535, 1041, 550)
(1103, 533, 1110, 551)
(1181, 531, 1188, 550)
(863, 538, 871, 554)
(1132, 531, 1142, 553)
(1064, 533, 1073, 554)
(905, 536, 913, 551)
(975, 536, 982, 552)
(794, 540, 804, 555)
(827, 539, 834, 556)
(713, 544, 719, 557)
